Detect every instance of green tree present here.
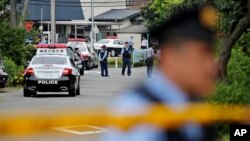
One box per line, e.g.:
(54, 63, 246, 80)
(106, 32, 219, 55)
(0, 22, 27, 65)
(141, 0, 250, 81)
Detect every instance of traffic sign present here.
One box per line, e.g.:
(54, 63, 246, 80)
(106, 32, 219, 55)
(25, 22, 34, 32)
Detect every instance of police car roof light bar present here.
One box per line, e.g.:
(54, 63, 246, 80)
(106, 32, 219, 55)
(67, 38, 86, 42)
(36, 44, 67, 48)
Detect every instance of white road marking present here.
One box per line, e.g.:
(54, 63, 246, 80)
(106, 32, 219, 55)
(53, 125, 106, 135)
(85, 71, 101, 74)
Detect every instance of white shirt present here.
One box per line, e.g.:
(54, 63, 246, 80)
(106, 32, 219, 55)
(128, 38, 134, 45)
(141, 39, 148, 47)
(146, 47, 154, 58)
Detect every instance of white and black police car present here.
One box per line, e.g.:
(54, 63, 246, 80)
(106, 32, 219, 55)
(23, 44, 81, 97)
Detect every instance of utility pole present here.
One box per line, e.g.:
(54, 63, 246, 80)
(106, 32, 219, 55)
(18, 0, 29, 27)
(51, 0, 56, 43)
(40, 8, 44, 30)
(39, 8, 44, 37)
(91, 0, 94, 48)
(10, 0, 17, 27)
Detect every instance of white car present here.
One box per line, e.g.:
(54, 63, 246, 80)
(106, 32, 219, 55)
(23, 55, 81, 97)
(94, 39, 125, 57)
(77, 44, 98, 70)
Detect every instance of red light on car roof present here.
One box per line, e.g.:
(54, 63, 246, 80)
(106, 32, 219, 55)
(106, 36, 118, 39)
(67, 38, 86, 42)
(36, 44, 67, 48)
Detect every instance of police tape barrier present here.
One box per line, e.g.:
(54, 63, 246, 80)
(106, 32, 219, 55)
(0, 104, 249, 136)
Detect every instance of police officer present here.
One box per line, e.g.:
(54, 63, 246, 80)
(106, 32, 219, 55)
(121, 41, 132, 76)
(104, 3, 218, 141)
(99, 45, 109, 77)
(128, 36, 134, 51)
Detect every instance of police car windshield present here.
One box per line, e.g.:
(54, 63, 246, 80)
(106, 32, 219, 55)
(32, 56, 67, 65)
(79, 46, 87, 52)
(97, 39, 110, 44)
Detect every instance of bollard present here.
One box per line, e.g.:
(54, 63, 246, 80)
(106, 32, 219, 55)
(115, 57, 118, 69)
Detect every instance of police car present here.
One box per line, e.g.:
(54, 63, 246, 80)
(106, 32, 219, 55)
(23, 44, 81, 97)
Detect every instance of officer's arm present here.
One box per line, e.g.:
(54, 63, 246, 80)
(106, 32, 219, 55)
(103, 51, 107, 59)
(99, 53, 102, 61)
(121, 48, 124, 56)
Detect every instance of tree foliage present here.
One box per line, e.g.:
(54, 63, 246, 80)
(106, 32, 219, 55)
(0, 22, 27, 65)
(141, 0, 184, 29)
(141, 0, 250, 80)
(210, 47, 250, 104)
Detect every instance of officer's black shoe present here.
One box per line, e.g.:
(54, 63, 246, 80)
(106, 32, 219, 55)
(105, 75, 109, 77)
(101, 75, 105, 77)
(122, 74, 125, 76)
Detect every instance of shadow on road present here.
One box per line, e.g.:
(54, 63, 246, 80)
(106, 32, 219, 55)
(33, 94, 72, 98)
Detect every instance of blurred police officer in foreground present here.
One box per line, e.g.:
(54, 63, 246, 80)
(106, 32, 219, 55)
(104, 3, 218, 141)
(99, 45, 109, 77)
(121, 41, 132, 76)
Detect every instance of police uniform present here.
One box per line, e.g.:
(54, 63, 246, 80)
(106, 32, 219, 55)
(121, 46, 132, 76)
(99, 47, 108, 76)
(103, 3, 217, 141)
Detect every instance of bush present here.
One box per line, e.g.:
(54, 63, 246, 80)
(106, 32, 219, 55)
(0, 22, 26, 66)
(209, 48, 250, 138)
(210, 48, 250, 104)
(3, 58, 24, 86)
(133, 62, 146, 67)
(108, 59, 115, 65)
(108, 57, 123, 67)
(23, 45, 36, 61)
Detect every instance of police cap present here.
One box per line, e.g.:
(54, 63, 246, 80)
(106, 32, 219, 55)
(150, 3, 217, 48)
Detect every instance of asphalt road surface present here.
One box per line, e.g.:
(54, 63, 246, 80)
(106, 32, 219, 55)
(0, 67, 146, 141)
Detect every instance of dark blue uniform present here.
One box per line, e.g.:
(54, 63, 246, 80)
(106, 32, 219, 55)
(121, 47, 132, 76)
(99, 50, 108, 76)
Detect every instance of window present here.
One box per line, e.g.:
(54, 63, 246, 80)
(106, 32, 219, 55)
(126, 0, 133, 6)
(79, 46, 87, 52)
(113, 40, 119, 45)
(119, 40, 124, 45)
(32, 56, 67, 65)
(97, 39, 110, 44)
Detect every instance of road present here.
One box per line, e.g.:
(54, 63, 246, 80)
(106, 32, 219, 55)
(0, 67, 146, 141)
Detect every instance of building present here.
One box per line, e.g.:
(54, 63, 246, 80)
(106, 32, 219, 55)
(91, 9, 140, 40)
(17, 0, 85, 42)
(17, 0, 150, 44)
(117, 24, 148, 48)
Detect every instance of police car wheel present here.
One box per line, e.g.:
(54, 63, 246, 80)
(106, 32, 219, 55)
(111, 50, 116, 57)
(86, 61, 91, 70)
(80, 68, 84, 75)
(69, 87, 76, 97)
(76, 82, 80, 95)
(23, 88, 34, 97)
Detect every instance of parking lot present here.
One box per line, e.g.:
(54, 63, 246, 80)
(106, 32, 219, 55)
(0, 67, 146, 141)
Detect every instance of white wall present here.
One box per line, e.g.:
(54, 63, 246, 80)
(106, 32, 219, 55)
(118, 33, 142, 49)
(111, 20, 132, 30)
(66, 25, 71, 35)
(80, 0, 126, 22)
